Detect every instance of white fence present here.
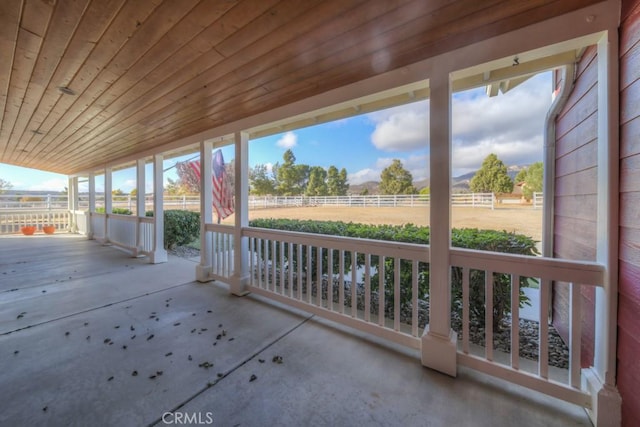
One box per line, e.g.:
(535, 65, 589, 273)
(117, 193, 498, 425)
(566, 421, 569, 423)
(1, 192, 546, 216)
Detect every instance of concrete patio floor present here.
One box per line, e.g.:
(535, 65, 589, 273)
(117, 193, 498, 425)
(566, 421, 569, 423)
(0, 234, 592, 427)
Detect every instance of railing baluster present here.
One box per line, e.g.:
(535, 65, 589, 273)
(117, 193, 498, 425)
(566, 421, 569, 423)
(486, 270, 494, 362)
(539, 278, 551, 379)
(511, 275, 520, 370)
(327, 249, 333, 311)
(569, 282, 582, 388)
(351, 251, 357, 318)
(279, 241, 285, 295)
(271, 240, 277, 292)
(339, 249, 345, 314)
(394, 257, 401, 332)
(462, 267, 470, 354)
(412, 261, 419, 337)
(227, 233, 233, 277)
(306, 245, 312, 304)
(297, 243, 302, 300)
(249, 238, 255, 286)
(378, 256, 385, 327)
(263, 239, 269, 290)
(364, 254, 371, 322)
(288, 242, 294, 298)
(316, 246, 323, 307)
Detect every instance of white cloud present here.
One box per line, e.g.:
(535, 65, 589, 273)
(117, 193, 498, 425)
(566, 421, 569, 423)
(276, 131, 298, 149)
(451, 73, 551, 174)
(368, 101, 429, 151)
(27, 178, 68, 192)
(348, 168, 378, 185)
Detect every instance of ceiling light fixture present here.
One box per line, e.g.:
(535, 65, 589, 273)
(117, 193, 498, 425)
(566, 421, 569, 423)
(58, 86, 76, 95)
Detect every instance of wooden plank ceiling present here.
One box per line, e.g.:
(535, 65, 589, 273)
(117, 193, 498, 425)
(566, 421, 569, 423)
(0, 0, 600, 175)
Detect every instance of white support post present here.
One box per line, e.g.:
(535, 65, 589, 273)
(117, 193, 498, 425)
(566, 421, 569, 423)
(104, 167, 112, 244)
(64, 176, 79, 233)
(197, 141, 214, 281)
(150, 154, 167, 264)
(88, 172, 95, 239)
(422, 71, 457, 377)
(135, 158, 146, 256)
(71, 177, 79, 233)
(231, 131, 250, 296)
(582, 30, 621, 427)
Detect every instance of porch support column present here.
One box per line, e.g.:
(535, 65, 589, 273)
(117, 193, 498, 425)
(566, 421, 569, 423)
(134, 158, 146, 256)
(104, 167, 112, 244)
(582, 30, 621, 427)
(87, 172, 95, 240)
(150, 154, 167, 264)
(196, 140, 214, 282)
(68, 176, 79, 233)
(231, 131, 250, 296)
(421, 70, 457, 377)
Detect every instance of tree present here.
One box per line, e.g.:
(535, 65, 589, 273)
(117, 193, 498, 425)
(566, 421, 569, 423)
(305, 166, 328, 196)
(277, 149, 308, 195)
(0, 178, 12, 194)
(249, 164, 277, 195)
(327, 166, 349, 196)
(130, 188, 138, 197)
(469, 153, 514, 194)
(379, 159, 417, 195)
(518, 162, 543, 200)
(175, 161, 200, 194)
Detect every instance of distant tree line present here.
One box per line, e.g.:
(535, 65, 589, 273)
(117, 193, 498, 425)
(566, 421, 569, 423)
(249, 149, 349, 197)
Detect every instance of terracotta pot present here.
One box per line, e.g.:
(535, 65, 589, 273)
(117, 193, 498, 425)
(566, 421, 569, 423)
(21, 226, 36, 235)
(43, 225, 56, 234)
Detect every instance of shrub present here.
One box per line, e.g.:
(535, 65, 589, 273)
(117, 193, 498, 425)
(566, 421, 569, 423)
(248, 218, 537, 330)
(95, 207, 132, 215)
(163, 210, 200, 249)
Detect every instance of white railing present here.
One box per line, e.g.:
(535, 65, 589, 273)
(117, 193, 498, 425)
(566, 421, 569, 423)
(0, 209, 71, 234)
(450, 248, 603, 407)
(72, 210, 89, 235)
(194, 225, 603, 409)
(90, 212, 106, 240)
(242, 227, 429, 349)
(203, 223, 235, 281)
(87, 212, 154, 256)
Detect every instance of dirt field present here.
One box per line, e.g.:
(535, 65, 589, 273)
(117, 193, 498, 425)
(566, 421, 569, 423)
(234, 205, 542, 241)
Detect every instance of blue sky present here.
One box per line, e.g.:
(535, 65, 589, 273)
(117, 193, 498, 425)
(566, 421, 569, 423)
(1, 72, 552, 193)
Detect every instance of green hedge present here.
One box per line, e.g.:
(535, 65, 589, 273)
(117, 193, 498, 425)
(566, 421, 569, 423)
(95, 207, 133, 215)
(145, 210, 200, 249)
(249, 218, 538, 330)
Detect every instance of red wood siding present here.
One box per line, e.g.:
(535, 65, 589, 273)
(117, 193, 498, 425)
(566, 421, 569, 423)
(552, 45, 598, 367)
(619, 2, 640, 426)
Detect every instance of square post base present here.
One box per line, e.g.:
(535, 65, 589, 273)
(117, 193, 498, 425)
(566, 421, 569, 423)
(196, 264, 213, 283)
(582, 368, 621, 427)
(230, 274, 251, 297)
(421, 326, 458, 377)
(149, 249, 167, 264)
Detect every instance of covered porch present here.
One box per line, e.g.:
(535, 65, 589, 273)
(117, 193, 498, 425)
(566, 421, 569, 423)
(0, 234, 590, 426)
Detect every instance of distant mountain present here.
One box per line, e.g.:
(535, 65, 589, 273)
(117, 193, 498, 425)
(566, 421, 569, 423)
(348, 181, 379, 195)
(349, 165, 530, 195)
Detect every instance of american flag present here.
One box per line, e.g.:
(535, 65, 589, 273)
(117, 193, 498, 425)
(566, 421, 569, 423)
(188, 150, 234, 220)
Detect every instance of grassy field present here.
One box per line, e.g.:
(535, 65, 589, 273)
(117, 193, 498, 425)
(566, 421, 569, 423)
(220, 205, 543, 241)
